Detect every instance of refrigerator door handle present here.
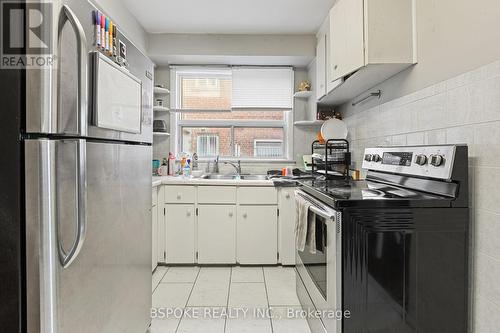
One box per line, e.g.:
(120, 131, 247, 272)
(58, 139, 87, 268)
(58, 5, 88, 136)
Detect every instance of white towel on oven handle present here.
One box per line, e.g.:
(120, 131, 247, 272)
(295, 191, 312, 251)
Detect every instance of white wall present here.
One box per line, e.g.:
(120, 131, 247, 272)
(93, 0, 148, 52)
(148, 33, 315, 67)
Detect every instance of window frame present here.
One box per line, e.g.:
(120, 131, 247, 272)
(170, 66, 294, 162)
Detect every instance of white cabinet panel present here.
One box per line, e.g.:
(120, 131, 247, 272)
(152, 204, 158, 271)
(278, 188, 296, 265)
(166, 204, 196, 264)
(238, 187, 277, 205)
(237, 205, 278, 264)
(329, 0, 365, 82)
(198, 186, 236, 204)
(197, 205, 236, 264)
(165, 186, 196, 203)
(316, 33, 327, 100)
(157, 186, 166, 263)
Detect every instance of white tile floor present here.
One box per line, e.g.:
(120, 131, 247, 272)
(150, 266, 311, 333)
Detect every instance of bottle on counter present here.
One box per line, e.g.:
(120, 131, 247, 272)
(183, 159, 191, 177)
(168, 152, 176, 176)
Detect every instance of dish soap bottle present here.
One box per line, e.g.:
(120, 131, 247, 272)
(183, 158, 191, 177)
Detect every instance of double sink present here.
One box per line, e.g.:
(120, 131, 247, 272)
(200, 174, 269, 181)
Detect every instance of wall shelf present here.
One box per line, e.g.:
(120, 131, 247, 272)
(293, 91, 313, 99)
(153, 132, 170, 137)
(294, 120, 324, 127)
(153, 106, 170, 112)
(154, 87, 170, 95)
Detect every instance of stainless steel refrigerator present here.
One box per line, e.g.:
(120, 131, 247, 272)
(0, 0, 154, 332)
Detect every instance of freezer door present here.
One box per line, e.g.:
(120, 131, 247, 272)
(26, 140, 152, 333)
(26, 1, 154, 143)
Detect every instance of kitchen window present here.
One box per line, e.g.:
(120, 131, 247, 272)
(170, 66, 294, 161)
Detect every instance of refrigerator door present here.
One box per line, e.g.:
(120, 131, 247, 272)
(26, 139, 152, 333)
(26, 1, 154, 143)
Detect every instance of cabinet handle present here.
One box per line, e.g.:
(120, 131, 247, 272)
(243, 213, 247, 218)
(187, 211, 191, 217)
(229, 212, 233, 217)
(177, 194, 181, 200)
(285, 193, 290, 199)
(334, 64, 338, 70)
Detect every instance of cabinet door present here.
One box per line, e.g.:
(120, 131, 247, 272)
(166, 204, 196, 264)
(329, 0, 365, 81)
(237, 205, 278, 264)
(152, 204, 158, 271)
(316, 33, 327, 100)
(278, 188, 296, 265)
(198, 205, 236, 264)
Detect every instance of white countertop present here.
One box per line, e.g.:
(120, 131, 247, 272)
(152, 175, 274, 187)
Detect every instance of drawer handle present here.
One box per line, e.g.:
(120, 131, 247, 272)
(334, 64, 338, 70)
(229, 212, 233, 217)
(187, 211, 191, 217)
(177, 194, 181, 199)
(243, 213, 247, 218)
(285, 193, 290, 199)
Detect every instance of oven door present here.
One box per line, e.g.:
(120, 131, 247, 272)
(295, 190, 342, 333)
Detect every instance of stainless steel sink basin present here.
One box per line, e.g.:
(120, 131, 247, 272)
(240, 175, 269, 180)
(201, 174, 269, 180)
(202, 174, 240, 180)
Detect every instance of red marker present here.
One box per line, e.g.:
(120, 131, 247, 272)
(100, 14, 105, 50)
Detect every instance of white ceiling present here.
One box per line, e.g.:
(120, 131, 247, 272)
(122, 0, 335, 35)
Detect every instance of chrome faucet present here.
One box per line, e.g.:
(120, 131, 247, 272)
(224, 160, 242, 175)
(212, 155, 220, 174)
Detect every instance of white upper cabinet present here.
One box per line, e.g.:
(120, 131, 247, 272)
(320, 0, 416, 105)
(316, 33, 327, 100)
(329, 0, 365, 82)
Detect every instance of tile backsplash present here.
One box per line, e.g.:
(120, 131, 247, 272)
(342, 59, 500, 332)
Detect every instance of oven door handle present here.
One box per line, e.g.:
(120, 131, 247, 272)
(296, 190, 338, 221)
(309, 205, 336, 221)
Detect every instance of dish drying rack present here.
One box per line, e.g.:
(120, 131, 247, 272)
(311, 139, 351, 179)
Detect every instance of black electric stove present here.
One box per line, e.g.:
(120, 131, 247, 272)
(295, 145, 470, 333)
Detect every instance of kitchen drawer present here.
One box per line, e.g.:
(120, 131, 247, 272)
(152, 188, 158, 207)
(198, 186, 236, 204)
(238, 187, 277, 205)
(165, 186, 196, 203)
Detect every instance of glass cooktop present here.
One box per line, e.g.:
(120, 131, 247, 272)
(298, 178, 453, 208)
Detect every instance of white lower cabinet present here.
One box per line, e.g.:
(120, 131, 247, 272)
(237, 205, 278, 265)
(278, 187, 296, 265)
(165, 204, 196, 264)
(162, 184, 293, 265)
(197, 205, 236, 264)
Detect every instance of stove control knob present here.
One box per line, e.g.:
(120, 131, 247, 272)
(364, 154, 372, 162)
(429, 154, 444, 167)
(371, 154, 382, 162)
(415, 154, 428, 166)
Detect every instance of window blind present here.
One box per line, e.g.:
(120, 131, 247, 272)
(231, 67, 293, 109)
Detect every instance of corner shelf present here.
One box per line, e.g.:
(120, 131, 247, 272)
(154, 87, 170, 95)
(294, 120, 325, 127)
(294, 91, 313, 99)
(153, 106, 170, 112)
(153, 132, 170, 137)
